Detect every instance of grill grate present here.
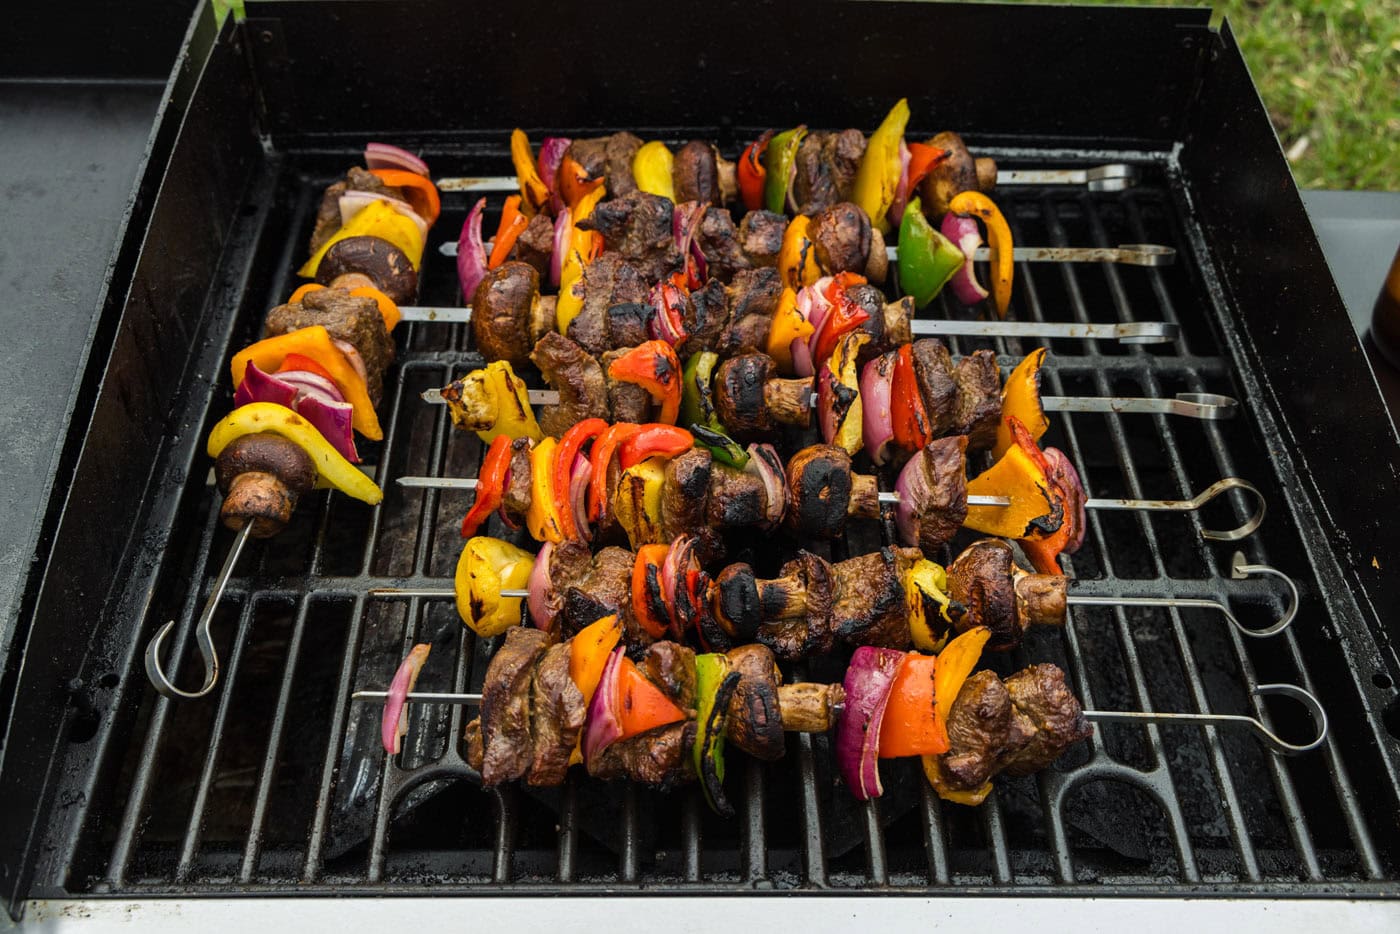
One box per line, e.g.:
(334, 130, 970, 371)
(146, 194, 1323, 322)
(51, 145, 1398, 898)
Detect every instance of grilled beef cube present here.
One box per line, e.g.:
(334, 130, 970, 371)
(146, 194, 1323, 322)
(561, 546, 640, 642)
(738, 210, 788, 267)
(536, 541, 594, 637)
(677, 278, 729, 357)
(264, 287, 394, 404)
(673, 140, 723, 206)
(939, 670, 1037, 790)
(901, 437, 970, 554)
(471, 261, 539, 369)
(531, 332, 609, 437)
(571, 253, 649, 355)
(706, 461, 768, 529)
(501, 437, 534, 526)
(756, 551, 835, 660)
(589, 720, 695, 786)
(829, 547, 921, 648)
(809, 201, 871, 276)
(1001, 664, 1092, 775)
(567, 132, 644, 199)
(662, 447, 712, 540)
(580, 190, 682, 283)
(716, 267, 783, 356)
(695, 210, 750, 283)
(601, 347, 652, 423)
(309, 166, 404, 253)
(509, 211, 556, 278)
(477, 627, 550, 786)
(952, 350, 1003, 450)
(641, 641, 697, 710)
(947, 539, 1020, 650)
(791, 129, 867, 214)
(528, 642, 587, 786)
(605, 302, 653, 349)
(725, 644, 785, 761)
(911, 338, 959, 435)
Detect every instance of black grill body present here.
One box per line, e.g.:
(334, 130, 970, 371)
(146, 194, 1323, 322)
(2, 0, 1398, 917)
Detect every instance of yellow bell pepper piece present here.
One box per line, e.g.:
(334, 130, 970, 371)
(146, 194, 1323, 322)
(852, 98, 910, 234)
(948, 190, 1014, 318)
(558, 183, 607, 289)
(526, 437, 564, 543)
(633, 141, 676, 202)
(824, 331, 869, 456)
(444, 361, 544, 444)
(230, 326, 382, 440)
(554, 264, 587, 338)
(964, 441, 1057, 539)
(765, 287, 813, 374)
(612, 455, 667, 549)
(920, 625, 993, 805)
(455, 536, 535, 636)
(206, 402, 382, 505)
(297, 199, 425, 279)
(778, 215, 822, 290)
(993, 348, 1049, 459)
(511, 129, 550, 216)
(922, 755, 994, 807)
(905, 559, 958, 653)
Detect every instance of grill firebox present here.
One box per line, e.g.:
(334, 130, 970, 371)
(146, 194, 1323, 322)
(4, 0, 1398, 916)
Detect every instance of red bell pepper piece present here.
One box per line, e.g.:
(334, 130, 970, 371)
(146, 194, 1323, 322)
(618, 424, 694, 469)
(738, 131, 773, 213)
(812, 279, 872, 364)
(615, 656, 686, 740)
(653, 280, 690, 346)
(631, 543, 672, 639)
(552, 418, 607, 541)
(278, 352, 336, 384)
(461, 434, 513, 537)
(589, 423, 641, 523)
(487, 195, 528, 269)
(607, 341, 683, 425)
(905, 143, 950, 196)
(891, 344, 933, 452)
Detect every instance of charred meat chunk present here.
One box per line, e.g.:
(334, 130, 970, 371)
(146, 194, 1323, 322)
(567, 132, 644, 199)
(1001, 664, 1092, 775)
(588, 720, 695, 787)
(601, 347, 652, 423)
(560, 546, 639, 643)
(910, 338, 960, 436)
(531, 332, 609, 437)
(829, 547, 922, 649)
(641, 641, 697, 710)
(502, 438, 534, 526)
(605, 302, 653, 349)
(716, 267, 783, 356)
(571, 253, 649, 354)
(809, 202, 871, 277)
(477, 627, 550, 786)
(264, 287, 394, 405)
(528, 642, 587, 786)
(470, 261, 538, 368)
(938, 670, 1037, 790)
(791, 129, 867, 214)
(509, 211, 556, 278)
(737, 210, 788, 268)
(951, 350, 1003, 450)
(677, 278, 729, 357)
(900, 436, 970, 554)
(580, 190, 681, 282)
(310, 166, 404, 254)
(695, 209, 751, 283)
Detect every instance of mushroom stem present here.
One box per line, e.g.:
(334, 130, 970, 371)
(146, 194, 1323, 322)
(848, 472, 881, 519)
(778, 682, 845, 733)
(763, 376, 813, 426)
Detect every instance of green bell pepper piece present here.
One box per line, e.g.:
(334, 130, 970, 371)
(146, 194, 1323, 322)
(763, 126, 808, 215)
(692, 653, 741, 817)
(682, 351, 750, 468)
(898, 196, 966, 309)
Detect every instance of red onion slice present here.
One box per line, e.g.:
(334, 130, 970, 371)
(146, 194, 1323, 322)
(836, 646, 904, 800)
(295, 395, 359, 464)
(816, 361, 839, 445)
(234, 363, 358, 462)
(538, 137, 572, 214)
(338, 190, 428, 243)
(745, 443, 787, 527)
(888, 139, 914, 227)
(332, 339, 369, 388)
(234, 361, 299, 411)
(274, 369, 345, 406)
(381, 643, 432, 754)
(365, 142, 430, 177)
(790, 336, 815, 379)
(582, 647, 625, 763)
(860, 352, 897, 465)
(1045, 447, 1088, 553)
(647, 281, 687, 345)
(941, 213, 989, 305)
(569, 455, 593, 543)
(457, 197, 489, 302)
(549, 207, 571, 288)
(527, 541, 554, 629)
(893, 447, 934, 547)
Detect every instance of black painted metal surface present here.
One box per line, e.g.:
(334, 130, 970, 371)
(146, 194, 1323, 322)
(2, 0, 1398, 917)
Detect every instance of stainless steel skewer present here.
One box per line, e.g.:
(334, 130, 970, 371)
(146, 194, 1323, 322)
(435, 163, 1141, 194)
(351, 683, 1326, 757)
(144, 522, 255, 699)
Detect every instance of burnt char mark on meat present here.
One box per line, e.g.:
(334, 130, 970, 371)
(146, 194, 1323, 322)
(606, 302, 653, 349)
(528, 642, 586, 786)
(809, 202, 872, 277)
(572, 253, 649, 355)
(1001, 664, 1092, 775)
(502, 437, 534, 527)
(479, 628, 550, 786)
(706, 462, 767, 530)
(695, 210, 750, 283)
(561, 547, 638, 643)
(716, 266, 783, 357)
(784, 445, 852, 539)
(264, 288, 394, 405)
(540, 542, 594, 638)
(310, 166, 404, 253)
(581, 190, 681, 283)
(911, 339, 959, 436)
(947, 539, 1021, 651)
(792, 130, 867, 214)
(602, 348, 652, 423)
(910, 436, 970, 554)
(567, 132, 643, 199)
(829, 547, 919, 649)
(641, 641, 697, 710)
(465, 718, 484, 772)
(678, 278, 730, 357)
(662, 447, 712, 541)
(725, 644, 785, 761)
(939, 670, 1037, 790)
(738, 210, 787, 268)
(952, 350, 1003, 450)
(531, 332, 609, 437)
(589, 721, 696, 787)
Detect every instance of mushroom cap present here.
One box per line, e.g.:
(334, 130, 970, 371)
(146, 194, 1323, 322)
(316, 235, 418, 304)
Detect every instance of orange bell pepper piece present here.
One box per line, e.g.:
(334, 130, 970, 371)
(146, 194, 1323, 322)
(607, 341, 682, 425)
(348, 285, 402, 332)
(779, 214, 822, 290)
(510, 129, 550, 216)
(764, 288, 813, 374)
(230, 326, 382, 440)
(948, 190, 1013, 318)
(615, 655, 686, 739)
(288, 283, 325, 304)
(993, 348, 1049, 458)
(368, 168, 441, 227)
(906, 142, 950, 193)
(964, 416, 1061, 540)
(557, 155, 605, 212)
(568, 614, 624, 766)
(877, 653, 948, 758)
(488, 195, 529, 270)
(631, 544, 672, 639)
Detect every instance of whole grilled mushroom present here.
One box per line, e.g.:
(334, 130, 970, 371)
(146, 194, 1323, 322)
(809, 202, 871, 277)
(470, 261, 539, 369)
(316, 235, 418, 303)
(215, 433, 318, 537)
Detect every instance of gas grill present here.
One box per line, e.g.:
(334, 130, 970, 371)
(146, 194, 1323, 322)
(3, 0, 1398, 924)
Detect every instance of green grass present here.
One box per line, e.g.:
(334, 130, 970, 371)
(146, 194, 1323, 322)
(1066, 0, 1400, 190)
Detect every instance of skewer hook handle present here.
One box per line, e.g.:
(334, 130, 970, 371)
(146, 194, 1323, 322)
(1085, 682, 1327, 756)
